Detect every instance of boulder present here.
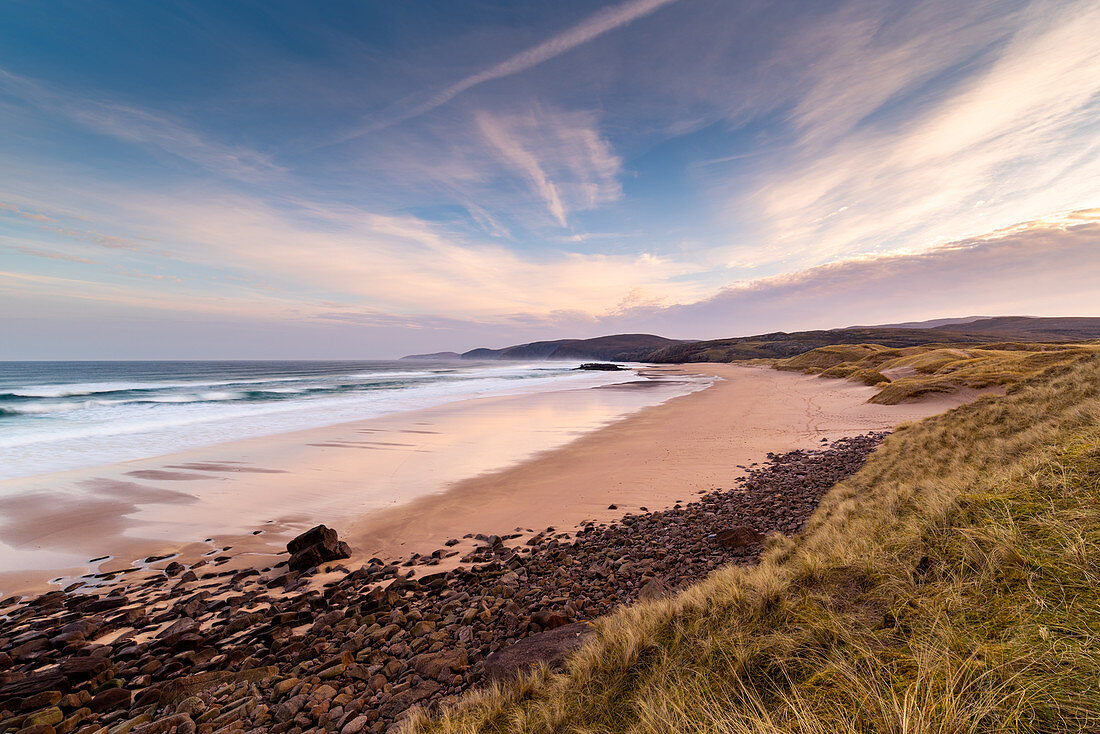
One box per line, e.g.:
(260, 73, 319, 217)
(286, 525, 351, 571)
(483, 621, 593, 681)
(287, 525, 338, 555)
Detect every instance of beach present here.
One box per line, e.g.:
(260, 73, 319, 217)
(0, 364, 976, 597)
(0, 362, 1000, 732)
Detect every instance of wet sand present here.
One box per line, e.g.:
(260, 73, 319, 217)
(0, 370, 705, 595)
(345, 364, 979, 562)
(0, 364, 979, 596)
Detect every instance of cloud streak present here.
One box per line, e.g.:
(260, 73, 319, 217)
(0, 69, 284, 183)
(475, 107, 622, 227)
(344, 0, 678, 136)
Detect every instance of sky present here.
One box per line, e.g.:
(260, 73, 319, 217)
(1, 0, 1098, 359)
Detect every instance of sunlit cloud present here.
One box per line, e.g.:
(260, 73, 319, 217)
(748, 0, 1100, 266)
(617, 210, 1100, 336)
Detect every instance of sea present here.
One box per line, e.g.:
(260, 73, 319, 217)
(0, 360, 663, 481)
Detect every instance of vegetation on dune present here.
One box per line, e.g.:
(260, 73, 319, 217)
(406, 354, 1100, 733)
(776, 342, 1100, 404)
(641, 329, 1003, 363)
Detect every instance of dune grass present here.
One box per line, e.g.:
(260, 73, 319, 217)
(405, 353, 1100, 733)
(776, 342, 1100, 404)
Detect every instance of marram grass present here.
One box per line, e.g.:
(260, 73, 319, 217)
(404, 352, 1100, 733)
(777, 342, 1100, 404)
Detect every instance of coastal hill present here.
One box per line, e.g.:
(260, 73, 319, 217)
(645, 316, 1100, 362)
(402, 333, 685, 362)
(407, 316, 1100, 364)
(928, 315, 1100, 340)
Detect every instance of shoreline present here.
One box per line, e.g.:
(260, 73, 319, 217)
(0, 368, 707, 597)
(0, 363, 980, 598)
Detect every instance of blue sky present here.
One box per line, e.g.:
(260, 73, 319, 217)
(1, 0, 1098, 358)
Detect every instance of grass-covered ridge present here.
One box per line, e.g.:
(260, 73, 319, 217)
(775, 342, 1100, 404)
(407, 353, 1100, 733)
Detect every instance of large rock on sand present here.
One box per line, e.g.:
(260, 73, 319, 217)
(287, 525, 351, 571)
(483, 621, 593, 681)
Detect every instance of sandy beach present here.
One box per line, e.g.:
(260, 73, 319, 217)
(0, 364, 976, 596)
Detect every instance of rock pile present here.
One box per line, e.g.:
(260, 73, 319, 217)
(0, 433, 885, 734)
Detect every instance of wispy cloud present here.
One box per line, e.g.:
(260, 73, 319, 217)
(343, 0, 679, 137)
(745, 0, 1100, 266)
(0, 69, 285, 183)
(475, 107, 622, 227)
(7, 245, 96, 264)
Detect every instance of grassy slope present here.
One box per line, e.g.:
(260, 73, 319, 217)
(641, 329, 1002, 363)
(776, 343, 1100, 404)
(408, 353, 1100, 733)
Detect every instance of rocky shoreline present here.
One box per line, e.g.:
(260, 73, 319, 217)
(0, 433, 887, 734)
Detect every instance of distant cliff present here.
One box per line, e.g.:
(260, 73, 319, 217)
(400, 351, 463, 360)
(402, 334, 686, 362)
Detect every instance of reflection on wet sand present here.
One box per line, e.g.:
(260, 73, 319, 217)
(0, 374, 704, 593)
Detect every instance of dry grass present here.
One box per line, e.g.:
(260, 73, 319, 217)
(776, 342, 1100, 404)
(405, 353, 1100, 733)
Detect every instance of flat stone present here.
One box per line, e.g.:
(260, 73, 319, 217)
(483, 622, 593, 681)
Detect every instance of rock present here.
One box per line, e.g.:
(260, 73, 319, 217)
(59, 657, 111, 683)
(638, 578, 671, 601)
(577, 363, 623, 371)
(14, 726, 55, 734)
(18, 691, 63, 712)
(155, 617, 198, 640)
(23, 707, 64, 728)
(0, 672, 69, 699)
(88, 688, 131, 713)
(174, 697, 204, 717)
(714, 525, 764, 549)
(531, 610, 570, 630)
(483, 622, 593, 681)
(272, 677, 299, 697)
(132, 714, 195, 734)
(411, 649, 468, 680)
(287, 525, 351, 571)
(341, 714, 370, 734)
(287, 524, 338, 554)
(376, 681, 440, 720)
